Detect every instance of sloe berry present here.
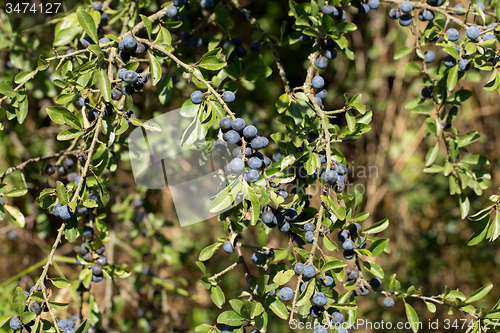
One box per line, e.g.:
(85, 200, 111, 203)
(331, 311, 344, 325)
(248, 157, 263, 169)
(384, 297, 395, 307)
(30, 302, 42, 315)
(9, 317, 22, 330)
(251, 252, 265, 265)
(302, 264, 316, 278)
(446, 28, 459, 42)
(111, 88, 123, 100)
(313, 325, 327, 333)
(316, 89, 327, 99)
(232, 118, 246, 131)
(190, 90, 204, 104)
(343, 250, 355, 260)
(119, 51, 130, 63)
(467, 26, 480, 40)
(454, 3, 465, 14)
(424, 51, 435, 63)
(367, 0, 380, 9)
(222, 91, 235, 103)
(250, 41, 261, 52)
(123, 71, 138, 84)
(388, 8, 401, 19)
(300, 281, 308, 292)
(400, 1, 413, 12)
(229, 158, 245, 173)
(250, 136, 269, 150)
(279, 287, 294, 301)
(244, 169, 260, 183)
(46, 164, 56, 175)
(166, 5, 178, 18)
(315, 56, 328, 69)
(81, 36, 94, 48)
(358, 4, 370, 14)
(223, 240, 234, 253)
(312, 292, 327, 306)
(370, 277, 382, 289)
(294, 263, 304, 274)
(92, 264, 103, 276)
(223, 130, 241, 144)
(173, 0, 186, 6)
(312, 76, 325, 89)
(320, 275, 334, 286)
(200, 0, 214, 9)
(96, 255, 107, 266)
(299, 33, 312, 44)
(422, 87, 433, 99)
(220, 117, 233, 132)
(399, 14, 412, 26)
(82, 226, 94, 238)
(458, 59, 470, 71)
(119, 35, 137, 51)
(93, 1, 103, 10)
(243, 125, 257, 140)
(322, 5, 336, 15)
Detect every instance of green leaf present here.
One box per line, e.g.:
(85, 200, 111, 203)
(140, 15, 152, 40)
(54, 26, 82, 46)
(46, 107, 81, 129)
(394, 46, 413, 60)
(217, 311, 246, 326)
(425, 301, 436, 313)
(423, 165, 443, 173)
(75, 319, 89, 333)
(405, 303, 420, 333)
(269, 299, 288, 319)
(458, 131, 480, 148)
(467, 216, 490, 246)
(13, 287, 26, 315)
(51, 278, 71, 288)
(77, 9, 98, 44)
(157, 74, 173, 104)
(48, 302, 69, 310)
(323, 235, 338, 251)
(322, 259, 347, 272)
(199, 242, 222, 261)
(465, 283, 493, 304)
(0, 316, 13, 328)
(447, 65, 459, 91)
(425, 142, 439, 167)
(97, 69, 112, 102)
(21, 312, 36, 324)
(5, 205, 25, 227)
(364, 219, 389, 234)
(6, 188, 28, 197)
(363, 261, 384, 278)
(197, 48, 227, 71)
(14, 70, 37, 85)
(489, 211, 500, 242)
(305, 153, 320, 175)
(349, 93, 366, 114)
(57, 129, 82, 141)
(148, 51, 162, 86)
(245, 65, 273, 82)
(459, 193, 470, 219)
(210, 285, 225, 309)
(276, 93, 290, 113)
(368, 239, 389, 257)
(273, 270, 295, 285)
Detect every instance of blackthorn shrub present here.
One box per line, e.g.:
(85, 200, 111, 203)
(2, 0, 500, 332)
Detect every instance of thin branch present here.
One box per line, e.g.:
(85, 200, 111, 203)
(0, 150, 80, 181)
(209, 261, 240, 281)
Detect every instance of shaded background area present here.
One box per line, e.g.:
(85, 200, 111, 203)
(1, 0, 500, 332)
